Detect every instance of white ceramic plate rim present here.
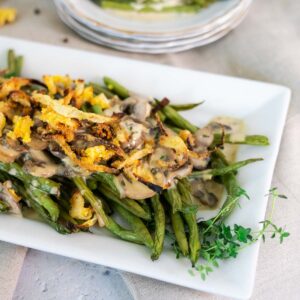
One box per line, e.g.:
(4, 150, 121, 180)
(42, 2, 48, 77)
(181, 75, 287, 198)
(0, 37, 291, 299)
(58, 11, 248, 54)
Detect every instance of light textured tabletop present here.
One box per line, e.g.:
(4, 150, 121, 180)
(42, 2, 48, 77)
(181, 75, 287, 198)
(0, 0, 300, 299)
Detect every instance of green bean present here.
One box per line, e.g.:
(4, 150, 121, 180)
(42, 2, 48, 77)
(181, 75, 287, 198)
(7, 49, 16, 74)
(81, 103, 90, 112)
(111, 202, 153, 249)
(150, 195, 165, 260)
(163, 187, 182, 213)
(178, 179, 200, 266)
(94, 173, 150, 219)
(24, 186, 71, 234)
(213, 134, 270, 146)
(103, 76, 129, 99)
(15, 56, 23, 76)
(162, 104, 198, 133)
(209, 149, 244, 222)
(0, 170, 10, 182)
(105, 219, 144, 244)
(87, 178, 98, 190)
(157, 111, 166, 122)
(58, 182, 74, 211)
(30, 176, 60, 196)
(73, 177, 143, 244)
(6, 50, 23, 77)
(93, 172, 120, 197)
(59, 209, 79, 227)
(139, 199, 151, 218)
(3, 72, 15, 79)
(171, 212, 189, 256)
(165, 123, 181, 134)
(28, 187, 60, 222)
(89, 82, 115, 99)
(98, 183, 151, 220)
(0, 162, 60, 196)
(189, 158, 263, 179)
(103, 214, 144, 244)
(91, 104, 103, 114)
(183, 213, 200, 266)
(170, 101, 204, 111)
(177, 178, 193, 207)
(100, 197, 112, 215)
(0, 199, 9, 212)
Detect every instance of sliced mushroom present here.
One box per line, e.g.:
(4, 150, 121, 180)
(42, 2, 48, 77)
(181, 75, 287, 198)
(48, 141, 66, 159)
(149, 146, 177, 170)
(5, 136, 27, 152)
(166, 163, 193, 185)
(0, 144, 22, 163)
(22, 149, 60, 178)
(190, 178, 218, 208)
(119, 118, 147, 150)
(116, 174, 156, 200)
(121, 97, 152, 122)
(194, 127, 214, 151)
(27, 135, 48, 150)
(189, 151, 211, 170)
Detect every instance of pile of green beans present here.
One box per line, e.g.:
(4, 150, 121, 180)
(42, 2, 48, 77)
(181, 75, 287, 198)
(0, 50, 270, 267)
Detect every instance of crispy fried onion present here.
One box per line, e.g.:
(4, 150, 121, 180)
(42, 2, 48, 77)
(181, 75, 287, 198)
(0, 78, 30, 98)
(112, 143, 153, 169)
(118, 132, 190, 191)
(54, 135, 117, 173)
(32, 93, 116, 124)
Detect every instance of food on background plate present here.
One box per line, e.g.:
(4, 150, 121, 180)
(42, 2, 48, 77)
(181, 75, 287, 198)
(0, 50, 288, 277)
(93, 0, 216, 13)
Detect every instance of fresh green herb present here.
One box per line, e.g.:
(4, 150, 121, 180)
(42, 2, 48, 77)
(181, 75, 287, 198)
(191, 187, 289, 280)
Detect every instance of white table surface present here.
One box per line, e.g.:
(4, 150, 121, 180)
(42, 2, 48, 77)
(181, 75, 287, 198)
(1, 0, 300, 299)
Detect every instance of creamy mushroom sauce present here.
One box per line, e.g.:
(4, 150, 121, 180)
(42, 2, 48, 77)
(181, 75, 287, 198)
(195, 116, 245, 222)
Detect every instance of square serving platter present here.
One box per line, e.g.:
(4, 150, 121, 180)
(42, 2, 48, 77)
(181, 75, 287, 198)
(0, 36, 290, 299)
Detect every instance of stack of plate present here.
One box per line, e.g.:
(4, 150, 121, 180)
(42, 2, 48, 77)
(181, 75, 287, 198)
(54, 0, 252, 54)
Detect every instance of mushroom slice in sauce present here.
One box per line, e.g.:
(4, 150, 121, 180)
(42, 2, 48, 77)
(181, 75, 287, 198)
(193, 127, 214, 152)
(190, 178, 226, 222)
(210, 117, 245, 163)
(149, 146, 177, 170)
(121, 96, 152, 122)
(118, 118, 148, 150)
(0, 143, 22, 163)
(116, 174, 156, 200)
(22, 149, 61, 178)
(26, 135, 48, 150)
(166, 163, 193, 186)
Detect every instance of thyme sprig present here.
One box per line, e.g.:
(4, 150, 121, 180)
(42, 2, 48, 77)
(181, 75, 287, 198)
(190, 187, 289, 280)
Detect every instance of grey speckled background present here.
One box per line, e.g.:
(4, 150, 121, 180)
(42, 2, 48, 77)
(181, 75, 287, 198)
(13, 250, 133, 300)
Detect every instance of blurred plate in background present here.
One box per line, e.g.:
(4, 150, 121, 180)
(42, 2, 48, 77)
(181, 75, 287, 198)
(54, 0, 253, 53)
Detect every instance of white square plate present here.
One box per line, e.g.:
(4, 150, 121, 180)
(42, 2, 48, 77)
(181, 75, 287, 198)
(0, 36, 290, 299)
